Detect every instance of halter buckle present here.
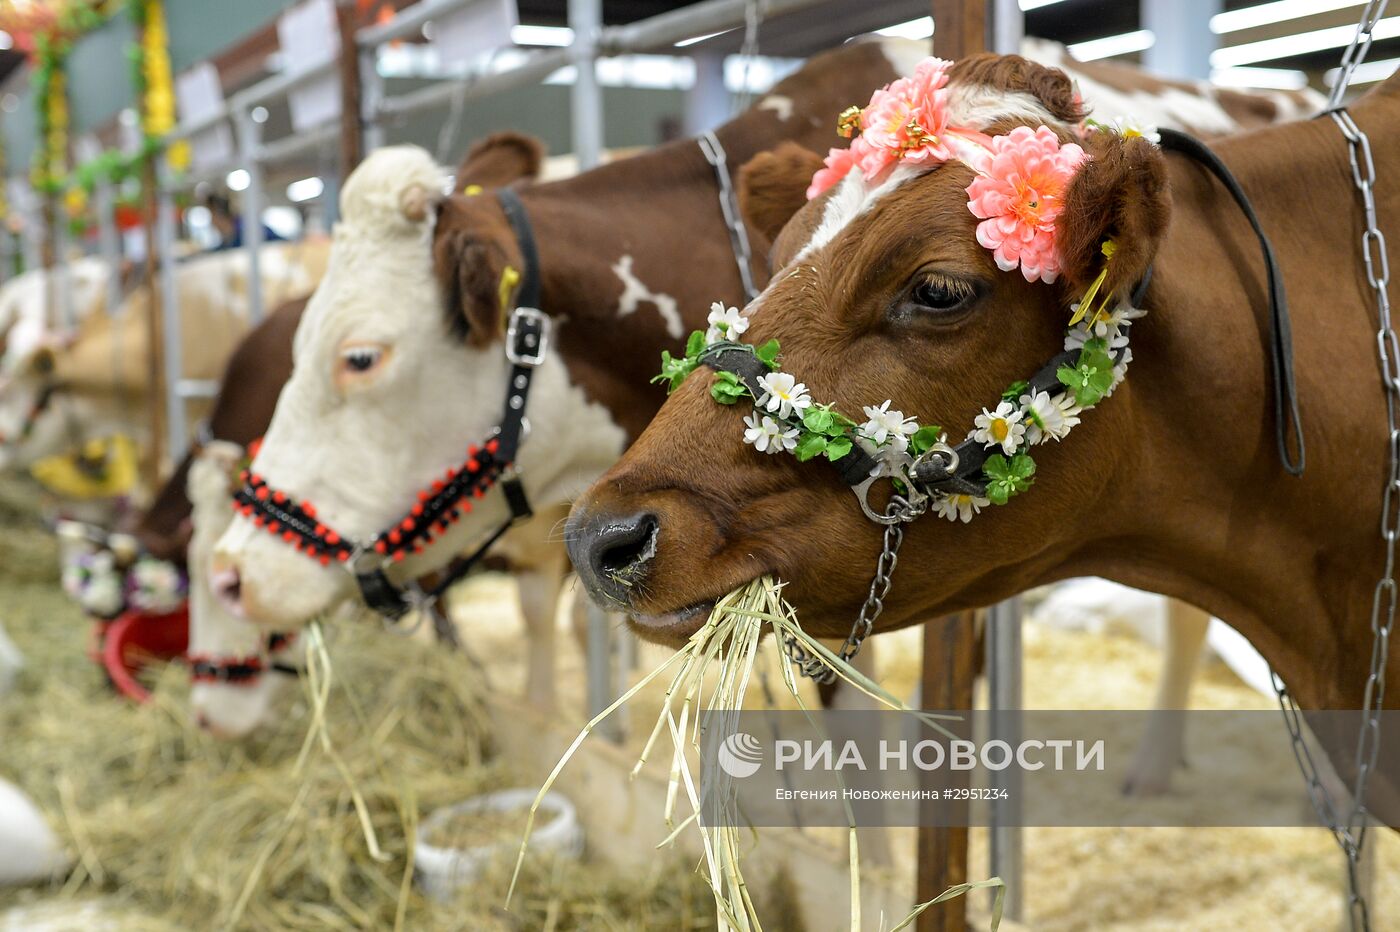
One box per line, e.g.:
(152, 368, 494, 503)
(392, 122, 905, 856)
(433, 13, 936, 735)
(506, 307, 550, 367)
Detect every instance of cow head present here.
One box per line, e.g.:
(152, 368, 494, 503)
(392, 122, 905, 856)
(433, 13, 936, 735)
(567, 54, 1171, 644)
(211, 135, 618, 628)
(186, 442, 296, 738)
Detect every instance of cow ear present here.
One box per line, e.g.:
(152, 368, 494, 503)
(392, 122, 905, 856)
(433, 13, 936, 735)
(739, 143, 826, 245)
(454, 132, 546, 192)
(1057, 133, 1171, 300)
(433, 216, 512, 349)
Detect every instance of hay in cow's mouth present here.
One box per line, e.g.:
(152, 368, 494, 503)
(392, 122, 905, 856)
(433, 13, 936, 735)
(509, 575, 1006, 931)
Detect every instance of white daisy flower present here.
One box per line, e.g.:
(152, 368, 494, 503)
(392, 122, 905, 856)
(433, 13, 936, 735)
(1091, 115, 1161, 145)
(858, 400, 919, 454)
(1065, 305, 1143, 351)
(972, 400, 1026, 454)
(1019, 389, 1081, 444)
(704, 302, 749, 343)
(1104, 347, 1133, 399)
(756, 371, 812, 419)
(743, 412, 799, 454)
(936, 493, 991, 524)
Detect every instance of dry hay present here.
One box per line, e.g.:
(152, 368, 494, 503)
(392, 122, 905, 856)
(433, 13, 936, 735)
(0, 477, 721, 931)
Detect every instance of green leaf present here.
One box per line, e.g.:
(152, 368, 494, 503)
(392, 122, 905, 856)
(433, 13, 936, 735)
(709, 371, 748, 405)
(823, 436, 853, 461)
(755, 339, 781, 369)
(794, 433, 828, 462)
(1056, 354, 1115, 408)
(654, 350, 698, 393)
(685, 330, 707, 358)
(802, 406, 837, 435)
(1000, 380, 1029, 402)
(909, 425, 944, 455)
(983, 452, 1035, 505)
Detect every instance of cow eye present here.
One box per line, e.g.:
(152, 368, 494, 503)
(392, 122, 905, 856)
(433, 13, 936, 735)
(339, 345, 384, 375)
(909, 276, 976, 314)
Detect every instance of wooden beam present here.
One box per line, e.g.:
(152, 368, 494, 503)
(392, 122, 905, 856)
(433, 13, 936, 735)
(916, 611, 979, 932)
(932, 0, 987, 60)
(337, 1, 365, 175)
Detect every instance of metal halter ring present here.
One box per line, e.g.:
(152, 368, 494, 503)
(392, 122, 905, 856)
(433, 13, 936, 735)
(506, 307, 550, 367)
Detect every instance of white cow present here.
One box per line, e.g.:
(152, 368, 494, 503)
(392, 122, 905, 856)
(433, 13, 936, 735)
(0, 241, 328, 480)
(211, 148, 621, 691)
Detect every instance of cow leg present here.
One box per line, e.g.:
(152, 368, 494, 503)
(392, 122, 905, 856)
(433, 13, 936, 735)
(1122, 599, 1209, 797)
(516, 555, 568, 713)
(817, 639, 895, 867)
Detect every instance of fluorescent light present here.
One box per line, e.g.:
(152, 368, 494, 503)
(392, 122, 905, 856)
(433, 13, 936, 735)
(1019, 0, 1069, 10)
(510, 24, 573, 47)
(286, 176, 324, 203)
(676, 28, 733, 47)
(225, 169, 250, 192)
(0, 31, 12, 51)
(1212, 16, 1400, 67)
(1211, 66, 1308, 90)
(1068, 30, 1155, 62)
(1211, 0, 1364, 35)
(876, 17, 933, 40)
(1326, 55, 1400, 87)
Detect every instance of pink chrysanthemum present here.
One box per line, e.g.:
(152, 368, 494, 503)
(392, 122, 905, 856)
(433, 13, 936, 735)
(806, 137, 870, 199)
(805, 58, 956, 199)
(965, 125, 1087, 283)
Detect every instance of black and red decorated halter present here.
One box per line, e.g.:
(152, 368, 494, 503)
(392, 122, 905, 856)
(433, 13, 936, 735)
(189, 632, 302, 685)
(230, 188, 545, 620)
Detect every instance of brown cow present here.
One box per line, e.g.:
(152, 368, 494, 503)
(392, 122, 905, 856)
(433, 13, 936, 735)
(565, 57, 1400, 819)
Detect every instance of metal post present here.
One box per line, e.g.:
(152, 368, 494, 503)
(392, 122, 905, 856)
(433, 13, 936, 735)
(585, 597, 622, 741)
(156, 158, 187, 462)
(985, 3, 1024, 922)
(568, 0, 604, 170)
(359, 43, 385, 152)
(233, 108, 265, 325)
(1142, 0, 1219, 80)
(94, 174, 123, 315)
(985, 597, 1024, 922)
(685, 50, 730, 136)
(52, 221, 74, 330)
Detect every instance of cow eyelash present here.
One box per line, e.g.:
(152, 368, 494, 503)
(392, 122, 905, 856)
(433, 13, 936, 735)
(341, 346, 382, 373)
(908, 273, 977, 313)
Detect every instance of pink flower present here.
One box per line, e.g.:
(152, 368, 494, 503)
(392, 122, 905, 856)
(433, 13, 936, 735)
(807, 138, 868, 199)
(965, 125, 1087, 283)
(858, 58, 955, 179)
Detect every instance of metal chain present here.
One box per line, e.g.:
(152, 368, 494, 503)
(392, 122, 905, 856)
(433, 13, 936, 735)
(784, 499, 915, 684)
(1274, 4, 1393, 929)
(698, 132, 760, 302)
(734, 0, 765, 115)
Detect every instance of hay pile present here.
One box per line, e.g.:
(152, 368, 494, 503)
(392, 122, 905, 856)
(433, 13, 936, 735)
(0, 475, 720, 931)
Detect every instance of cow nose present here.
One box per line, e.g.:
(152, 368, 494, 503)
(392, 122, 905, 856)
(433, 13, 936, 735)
(210, 563, 246, 618)
(567, 510, 659, 606)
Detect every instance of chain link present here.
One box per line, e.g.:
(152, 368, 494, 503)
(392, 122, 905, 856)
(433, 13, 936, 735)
(784, 498, 916, 684)
(698, 132, 760, 303)
(1275, 4, 1394, 929)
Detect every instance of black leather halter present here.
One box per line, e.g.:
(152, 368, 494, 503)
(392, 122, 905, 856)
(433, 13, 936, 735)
(189, 631, 302, 684)
(231, 189, 546, 620)
(704, 128, 1303, 504)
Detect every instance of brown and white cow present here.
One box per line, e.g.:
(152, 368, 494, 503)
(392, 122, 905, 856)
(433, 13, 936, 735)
(566, 55, 1400, 819)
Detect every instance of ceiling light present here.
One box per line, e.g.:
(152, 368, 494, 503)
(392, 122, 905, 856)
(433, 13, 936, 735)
(226, 169, 250, 192)
(1325, 55, 1400, 87)
(1211, 0, 1364, 36)
(1067, 30, 1155, 63)
(875, 17, 933, 40)
(286, 177, 324, 203)
(1211, 16, 1400, 67)
(510, 25, 573, 47)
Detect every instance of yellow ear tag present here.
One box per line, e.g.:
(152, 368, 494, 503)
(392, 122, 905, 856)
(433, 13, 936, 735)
(498, 266, 521, 327)
(30, 434, 139, 500)
(462, 184, 484, 196)
(1068, 239, 1118, 327)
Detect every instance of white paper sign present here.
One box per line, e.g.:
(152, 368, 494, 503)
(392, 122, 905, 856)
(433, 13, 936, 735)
(176, 62, 235, 171)
(277, 0, 342, 133)
(434, 0, 518, 67)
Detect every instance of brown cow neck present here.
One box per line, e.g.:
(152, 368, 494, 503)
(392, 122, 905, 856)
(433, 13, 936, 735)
(1080, 82, 1400, 711)
(516, 42, 900, 440)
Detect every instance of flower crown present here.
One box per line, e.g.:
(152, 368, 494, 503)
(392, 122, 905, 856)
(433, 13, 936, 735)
(806, 57, 1093, 285)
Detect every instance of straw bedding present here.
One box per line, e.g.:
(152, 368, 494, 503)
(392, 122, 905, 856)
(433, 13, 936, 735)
(0, 476, 721, 931)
